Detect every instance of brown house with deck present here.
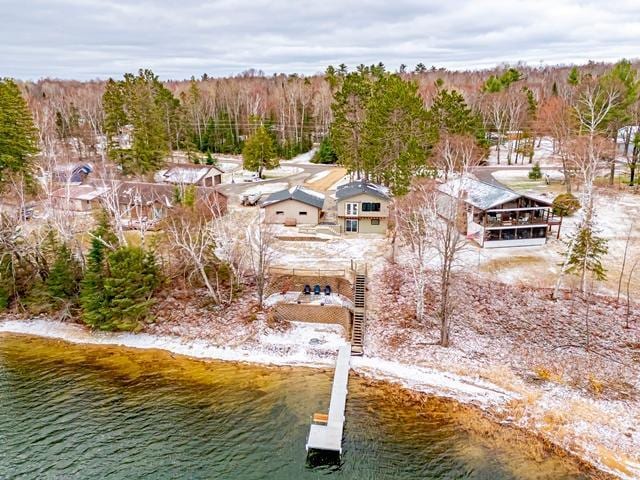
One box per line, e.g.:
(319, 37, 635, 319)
(438, 176, 561, 248)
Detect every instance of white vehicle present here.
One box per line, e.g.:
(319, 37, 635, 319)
(241, 172, 260, 182)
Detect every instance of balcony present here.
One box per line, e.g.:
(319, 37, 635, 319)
(484, 215, 551, 228)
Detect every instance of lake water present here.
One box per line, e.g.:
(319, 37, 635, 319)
(0, 334, 589, 479)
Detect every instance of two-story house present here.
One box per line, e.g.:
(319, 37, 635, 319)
(335, 181, 391, 234)
(438, 176, 560, 248)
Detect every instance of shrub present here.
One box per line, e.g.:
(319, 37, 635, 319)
(534, 366, 553, 381)
(528, 162, 542, 180)
(588, 374, 604, 396)
(552, 193, 580, 216)
(312, 136, 338, 164)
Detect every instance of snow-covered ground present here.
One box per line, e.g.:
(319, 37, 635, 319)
(218, 161, 240, 173)
(281, 147, 317, 164)
(482, 170, 640, 297)
(240, 182, 289, 197)
(365, 258, 640, 480)
(0, 318, 510, 408)
(271, 234, 389, 270)
(485, 137, 562, 167)
(305, 169, 332, 183)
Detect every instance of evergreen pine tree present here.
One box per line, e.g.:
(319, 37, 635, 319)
(566, 225, 609, 292)
(0, 79, 39, 189)
(242, 125, 278, 178)
(330, 70, 375, 177)
(528, 162, 542, 180)
(567, 67, 580, 86)
(102, 70, 174, 174)
(363, 74, 436, 194)
(312, 136, 338, 164)
(102, 247, 160, 331)
(46, 243, 82, 304)
(429, 88, 487, 146)
(80, 211, 116, 328)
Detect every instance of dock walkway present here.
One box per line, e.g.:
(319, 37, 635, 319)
(305, 344, 351, 453)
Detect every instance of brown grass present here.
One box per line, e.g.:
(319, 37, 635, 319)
(304, 167, 347, 191)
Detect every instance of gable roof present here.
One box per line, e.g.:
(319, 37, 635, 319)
(260, 185, 325, 209)
(335, 180, 390, 201)
(117, 181, 226, 207)
(156, 163, 224, 185)
(438, 176, 522, 210)
(51, 184, 109, 201)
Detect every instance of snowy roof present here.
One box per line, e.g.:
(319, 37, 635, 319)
(438, 177, 521, 210)
(51, 184, 109, 201)
(260, 185, 325, 209)
(335, 180, 390, 201)
(156, 164, 223, 185)
(117, 182, 226, 207)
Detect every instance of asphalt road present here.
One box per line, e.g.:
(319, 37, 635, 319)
(216, 158, 338, 201)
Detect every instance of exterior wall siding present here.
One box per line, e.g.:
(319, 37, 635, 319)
(263, 199, 320, 225)
(354, 217, 388, 234)
(336, 192, 389, 235)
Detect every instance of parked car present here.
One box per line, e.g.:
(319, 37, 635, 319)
(242, 173, 260, 182)
(241, 193, 262, 206)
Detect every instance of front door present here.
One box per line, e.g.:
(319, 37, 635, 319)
(345, 219, 358, 232)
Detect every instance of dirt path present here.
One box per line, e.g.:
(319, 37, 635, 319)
(304, 167, 347, 191)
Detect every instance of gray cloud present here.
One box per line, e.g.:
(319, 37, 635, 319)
(1, 0, 639, 80)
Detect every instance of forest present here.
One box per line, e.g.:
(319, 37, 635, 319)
(1, 59, 639, 332)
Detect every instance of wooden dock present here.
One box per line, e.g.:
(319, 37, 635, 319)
(305, 344, 351, 454)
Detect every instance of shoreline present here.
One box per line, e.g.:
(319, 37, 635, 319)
(0, 318, 635, 479)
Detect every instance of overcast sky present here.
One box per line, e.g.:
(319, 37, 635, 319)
(2, 0, 639, 80)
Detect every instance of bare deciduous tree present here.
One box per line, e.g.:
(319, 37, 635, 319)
(246, 214, 274, 308)
(164, 205, 221, 303)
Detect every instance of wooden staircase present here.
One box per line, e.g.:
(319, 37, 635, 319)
(351, 272, 366, 356)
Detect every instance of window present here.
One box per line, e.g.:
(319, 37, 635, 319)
(345, 219, 358, 232)
(371, 219, 380, 226)
(299, 211, 307, 216)
(276, 211, 284, 215)
(362, 202, 381, 212)
(345, 202, 358, 215)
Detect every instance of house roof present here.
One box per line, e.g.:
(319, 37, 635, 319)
(51, 184, 109, 201)
(335, 180, 390, 201)
(51, 163, 93, 183)
(117, 182, 226, 207)
(156, 163, 224, 185)
(260, 185, 325, 209)
(438, 176, 522, 210)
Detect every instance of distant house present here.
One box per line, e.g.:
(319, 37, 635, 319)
(438, 176, 559, 248)
(260, 186, 325, 226)
(155, 164, 223, 187)
(51, 184, 110, 212)
(335, 181, 391, 234)
(116, 182, 227, 227)
(51, 163, 93, 185)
